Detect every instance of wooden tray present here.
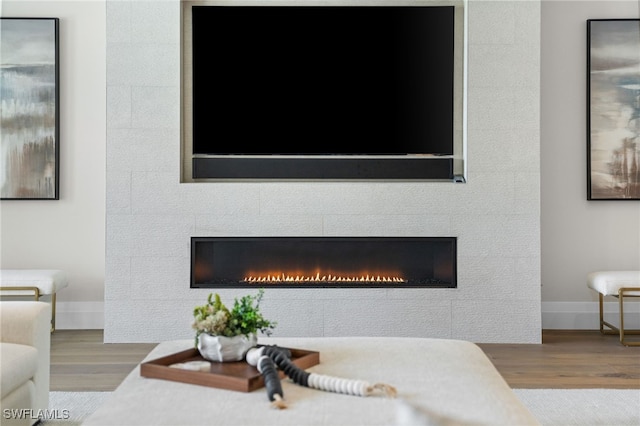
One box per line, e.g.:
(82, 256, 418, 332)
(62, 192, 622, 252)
(140, 346, 320, 392)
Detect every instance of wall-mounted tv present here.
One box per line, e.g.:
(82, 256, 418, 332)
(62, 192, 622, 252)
(186, 3, 464, 179)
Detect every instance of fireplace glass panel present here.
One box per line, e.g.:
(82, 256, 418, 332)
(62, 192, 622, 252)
(191, 237, 456, 288)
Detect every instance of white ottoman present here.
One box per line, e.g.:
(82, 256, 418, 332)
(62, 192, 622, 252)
(84, 337, 540, 425)
(587, 271, 640, 346)
(0, 270, 69, 332)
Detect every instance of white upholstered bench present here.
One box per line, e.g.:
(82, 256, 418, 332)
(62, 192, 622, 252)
(587, 270, 640, 346)
(0, 269, 69, 332)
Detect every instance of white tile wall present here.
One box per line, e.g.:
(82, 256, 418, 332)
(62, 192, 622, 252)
(105, 0, 542, 343)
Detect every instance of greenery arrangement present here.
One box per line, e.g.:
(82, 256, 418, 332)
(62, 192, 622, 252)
(192, 288, 277, 340)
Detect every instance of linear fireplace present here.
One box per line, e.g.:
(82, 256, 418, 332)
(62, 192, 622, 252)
(191, 237, 456, 289)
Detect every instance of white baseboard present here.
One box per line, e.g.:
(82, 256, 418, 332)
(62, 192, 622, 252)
(542, 301, 640, 330)
(55, 301, 104, 330)
(51, 301, 640, 331)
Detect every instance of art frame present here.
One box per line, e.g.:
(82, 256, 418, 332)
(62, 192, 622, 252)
(587, 19, 640, 200)
(1, 17, 60, 200)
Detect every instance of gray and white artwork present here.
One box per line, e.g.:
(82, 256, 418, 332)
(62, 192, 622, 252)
(588, 19, 640, 200)
(1, 18, 59, 199)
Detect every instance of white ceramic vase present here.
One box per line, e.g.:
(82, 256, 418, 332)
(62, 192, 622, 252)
(197, 333, 257, 362)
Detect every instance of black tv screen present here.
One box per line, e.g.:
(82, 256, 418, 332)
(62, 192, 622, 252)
(191, 5, 455, 156)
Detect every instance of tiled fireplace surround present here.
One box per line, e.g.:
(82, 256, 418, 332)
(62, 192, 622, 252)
(105, 0, 541, 344)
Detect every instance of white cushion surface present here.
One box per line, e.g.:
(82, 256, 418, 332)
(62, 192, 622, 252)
(0, 302, 50, 426)
(0, 270, 69, 294)
(0, 381, 35, 426)
(0, 343, 37, 400)
(587, 271, 640, 296)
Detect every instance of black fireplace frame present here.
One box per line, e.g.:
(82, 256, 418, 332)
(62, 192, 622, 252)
(190, 236, 457, 289)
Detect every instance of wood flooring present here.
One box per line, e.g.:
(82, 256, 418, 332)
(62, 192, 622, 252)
(50, 330, 640, 392)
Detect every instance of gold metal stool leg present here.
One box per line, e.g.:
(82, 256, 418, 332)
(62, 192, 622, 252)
(597, 289, 640, 346)
(599, 293, 619, 336)
(599, 293, 605, 333)
(618, 288, 640, 347)
(50, 292, 57, 333)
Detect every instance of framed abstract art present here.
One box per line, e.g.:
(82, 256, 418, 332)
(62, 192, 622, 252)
(587, 19, 640, 200)
(1, 17, 60, 200)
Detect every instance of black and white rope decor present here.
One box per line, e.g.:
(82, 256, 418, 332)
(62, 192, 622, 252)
(256, 355, 287, 409)
(246, 345, 397, 404)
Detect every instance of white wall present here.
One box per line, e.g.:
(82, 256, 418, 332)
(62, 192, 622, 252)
(540, 0, 640, 329)
(0, 0, 106, 329)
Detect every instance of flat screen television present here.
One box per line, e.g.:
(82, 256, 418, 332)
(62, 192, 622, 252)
(190, 5, 456, 157)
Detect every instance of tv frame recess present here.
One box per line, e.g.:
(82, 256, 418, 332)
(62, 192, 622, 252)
(181, 0, 466, 181)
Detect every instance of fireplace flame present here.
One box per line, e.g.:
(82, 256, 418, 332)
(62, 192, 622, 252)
(243, 272, 406, 284)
